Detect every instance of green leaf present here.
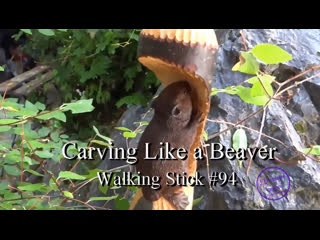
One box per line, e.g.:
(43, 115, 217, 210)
(230, 74, 275, 106)
(18, 183, 47, 192)
(211, 86, 243, 97)
(233, 129, 247, 151)
(99, 183, 108, 195)
(35, 150, 53, 159)
(0, 142, 11, 151)
(133, 121, 149, 126)
(50, 132, 60, 142)
(302, 146, 320, 156)
(83, 168, 103, 179)
(13, 126, 39, 140)
(28, 140, 56, 149)
(2, 100, 22, 111)
(7, 108, 38, 118)
(202, 131, 208, 141)
(0, 126, 11, 132)
(23, 156, 38, 166)
(63, 99, 95, 114)
(35, 102, 46, 110)
(0, 202, 12, 210)
(58, 171, 86, 180)
(232, 61, 241, 71)
(233, 128, 247, 168)
(63, 191, 74, 198)
(116, 93, 149, 108)
(38, 29, 55, 36)
(234, 51, 259, 75)
(4, 191, 20, 200)
(234, 86, 271, 106)
(57, 29, 68, 32)
(4, 165, 20, 176)
(115, 127, 132, 132)
(0, 66, 4, 71)
(87, 196, 118, 203)
(193, 196, 203, 206)
(36, 110, 66, 122)
(20, 29, 32, 35)
(91, 140, 112, 147)
(25, 100, 39, 113)
(93, 125, 113, 143)
(25, 198, 44, 209)
(38, 127, 50, 137)
(24, 169, 44, 177)
(251, 43, 293, 64)
(4, 149, 21, 163)
(0, 180, 9, 190)
(48, 178, 58, 191)
(114, 198, 130, 210)
(0, 119, 18, 124)
(211, 88, 220, 96)
(123, 131, 136, 138)
(248, 75, 274, 97)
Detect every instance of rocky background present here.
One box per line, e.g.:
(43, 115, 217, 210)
(88, 29, 320, 210)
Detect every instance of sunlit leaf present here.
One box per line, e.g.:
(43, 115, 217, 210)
(63, 191, 74, 198)
(87, 196, 118, 203)
(302, 146, 320, 156)
(63, 99, 95, 114)
(58, 171, 86, 180)
(20, 29, 32, 35)
(251, 43, 293, 64)
(38, 29, 55, 36)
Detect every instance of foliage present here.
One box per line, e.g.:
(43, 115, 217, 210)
(15, 29, 160, 135)
(212, 41, 319, 168)
(302, 146, 320, 156)
(211, 43, 292, 106)
(232, 128, 247, 168)
(0, 92, 135, 210)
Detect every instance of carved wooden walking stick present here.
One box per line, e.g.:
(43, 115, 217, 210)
(130, 29, 219, 210)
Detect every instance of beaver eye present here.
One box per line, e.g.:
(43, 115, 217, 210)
(172, 106, 181, 116)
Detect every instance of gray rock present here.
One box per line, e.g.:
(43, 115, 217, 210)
(198, 29, 320, 210)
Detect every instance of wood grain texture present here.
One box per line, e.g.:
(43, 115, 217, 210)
(132, 29, 218, 210)
(0, 65, 50, 94)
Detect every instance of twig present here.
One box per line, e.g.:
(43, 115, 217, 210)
(207, 119, 287, 148)
(207, 106, 265, 140)
(256, 107, 267, 148)
(21, 136, 66, 210)
(257, 74, 273, 99)
(66, 197, 97, 210)
(239, 31, 248, 51)
(0, 195, 49, 203)
(69, 134, 97, 173)
(277, 72, 320, 97)
(278, 65, 320, 88)
(28, 189, 54, 210)
(58, 134, 97, 207)
(201, 139, 214, 192)
(20, 125, 25, 184)
(0, 85, 8, 107)
(7, 185, 51, 209)
(0, 108, 62, 126)
(247, 106, 267, 176)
